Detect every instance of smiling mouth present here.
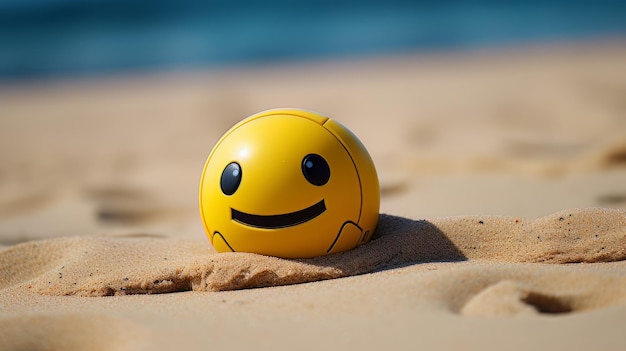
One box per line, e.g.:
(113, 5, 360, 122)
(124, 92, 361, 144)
(231, 199, 326, 229)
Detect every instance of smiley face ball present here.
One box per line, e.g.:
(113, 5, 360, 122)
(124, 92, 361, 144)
(199, 108, 379, 258)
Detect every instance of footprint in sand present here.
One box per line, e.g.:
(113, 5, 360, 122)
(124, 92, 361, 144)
(461, 280, 575, 317)
(84, 185, 187, 226)
(599, 139, 626, 168)
(0, 189, 55, 220)
(84, 186, 155, 225)
(597, 194, 626, 207)
(458, 269, 626, 317)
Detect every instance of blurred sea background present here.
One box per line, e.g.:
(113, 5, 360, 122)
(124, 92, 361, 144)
(1, 0, 626, 82)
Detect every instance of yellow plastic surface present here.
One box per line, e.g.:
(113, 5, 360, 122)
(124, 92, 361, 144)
(199, 108, 380, 258)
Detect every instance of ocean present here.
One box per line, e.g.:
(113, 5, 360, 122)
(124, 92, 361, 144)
(1, 0, 625, 80)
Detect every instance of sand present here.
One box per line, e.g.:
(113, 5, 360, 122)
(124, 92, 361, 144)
(2, 40, 626, 350)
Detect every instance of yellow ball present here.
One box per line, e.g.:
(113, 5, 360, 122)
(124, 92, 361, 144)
(199, 108, 379, 258)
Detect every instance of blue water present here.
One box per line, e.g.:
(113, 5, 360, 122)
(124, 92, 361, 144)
(1, 0, 625, 81)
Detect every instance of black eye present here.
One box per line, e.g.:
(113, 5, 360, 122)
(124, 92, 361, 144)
(302, 154, 330, 186)
(220, 162, 242, 195)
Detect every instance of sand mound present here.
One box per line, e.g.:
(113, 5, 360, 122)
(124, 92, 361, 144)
(2, 208, 623, 296)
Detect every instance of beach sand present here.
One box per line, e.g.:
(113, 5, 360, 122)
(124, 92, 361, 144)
(1, 40, 626, 350)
